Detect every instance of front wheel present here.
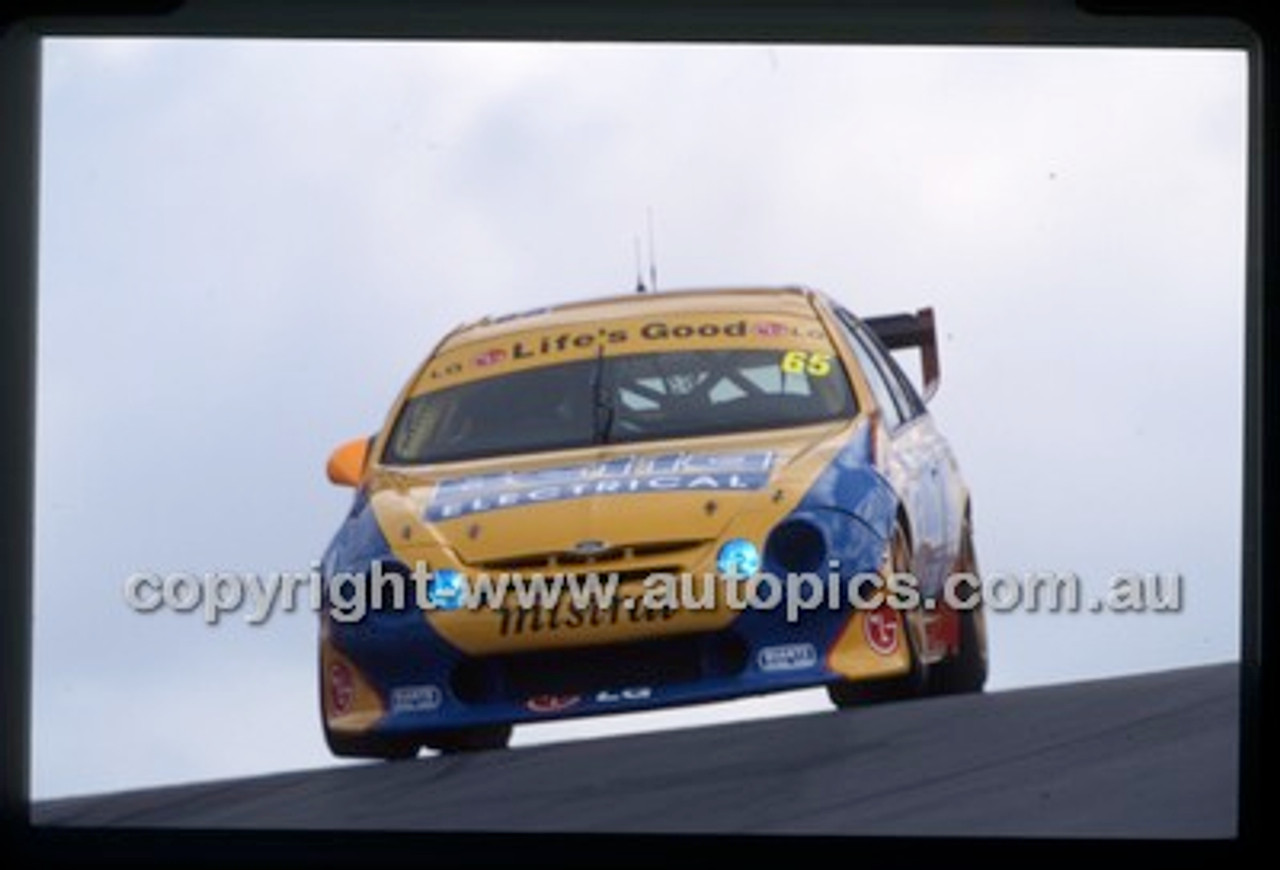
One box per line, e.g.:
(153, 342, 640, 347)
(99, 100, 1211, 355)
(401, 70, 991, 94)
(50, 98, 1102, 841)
(324, 728, 420, 761)
(827, 523, 930, 709)
(929, 517, 988, 695)
(422, 724, 513, 753)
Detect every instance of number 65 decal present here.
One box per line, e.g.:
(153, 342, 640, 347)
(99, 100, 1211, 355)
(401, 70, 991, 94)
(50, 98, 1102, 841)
(780, 350, 832, 377)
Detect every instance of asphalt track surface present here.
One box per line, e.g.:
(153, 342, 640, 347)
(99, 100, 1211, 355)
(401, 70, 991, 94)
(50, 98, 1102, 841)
(33, 662, 1237, 837)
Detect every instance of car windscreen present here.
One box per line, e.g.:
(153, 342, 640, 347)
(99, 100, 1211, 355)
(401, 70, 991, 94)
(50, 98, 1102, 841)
(382, 348, 857, 465)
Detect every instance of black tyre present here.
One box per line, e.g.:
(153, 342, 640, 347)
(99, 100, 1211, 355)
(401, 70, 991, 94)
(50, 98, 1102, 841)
(324, 728, 420, 761)
(929, 517, 988, 695)
(422, 724, 513, 753)
(318, 653, 511, 757)
(827, 523, 930, 709)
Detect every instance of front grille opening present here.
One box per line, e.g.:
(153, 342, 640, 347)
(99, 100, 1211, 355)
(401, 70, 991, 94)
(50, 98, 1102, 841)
(473, 539, 706, 573)
(451, 658, 499, 706)
(448, 632, 749, 705)
(575, 566, 682, 586)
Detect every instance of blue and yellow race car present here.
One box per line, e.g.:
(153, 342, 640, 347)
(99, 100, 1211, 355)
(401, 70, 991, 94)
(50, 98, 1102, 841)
(319, 287, 986, 757)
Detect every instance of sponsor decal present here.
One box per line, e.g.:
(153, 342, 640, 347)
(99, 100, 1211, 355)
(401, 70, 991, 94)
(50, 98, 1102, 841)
(637, 320, 747, 341)
(525, 694, 581, 714)
(473, 348, 508, 367)
(756, 642, 819, 673)
(510, 327, 629, 360)
(329, 662, 354, 715)
(426, 450, 774, 521)
(389, 684, 443, 713)
(499, 598, 677, 638)
(595, 687, 653, 704)
(864, 606, 900, 656)
(423, 317, 830, 380)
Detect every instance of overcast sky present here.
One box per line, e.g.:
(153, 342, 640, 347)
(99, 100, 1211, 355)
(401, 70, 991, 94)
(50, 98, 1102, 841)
(33, 38, 1246, 801)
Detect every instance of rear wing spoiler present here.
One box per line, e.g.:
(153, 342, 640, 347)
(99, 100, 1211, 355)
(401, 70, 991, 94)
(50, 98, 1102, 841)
(863, 307, 940, 402)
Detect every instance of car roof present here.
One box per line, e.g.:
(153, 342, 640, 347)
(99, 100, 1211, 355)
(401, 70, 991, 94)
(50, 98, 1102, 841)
(440, 286, 832, 350)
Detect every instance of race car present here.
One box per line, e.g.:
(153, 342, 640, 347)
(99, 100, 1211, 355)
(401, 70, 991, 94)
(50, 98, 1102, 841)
(319, 286, 987, 758)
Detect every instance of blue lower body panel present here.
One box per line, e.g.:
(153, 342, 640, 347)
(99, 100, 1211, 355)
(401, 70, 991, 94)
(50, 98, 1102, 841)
(326, 599, 864, 736)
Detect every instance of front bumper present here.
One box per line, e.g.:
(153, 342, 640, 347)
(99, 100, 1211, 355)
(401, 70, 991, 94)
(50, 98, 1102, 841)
(321, 593, 912, 739)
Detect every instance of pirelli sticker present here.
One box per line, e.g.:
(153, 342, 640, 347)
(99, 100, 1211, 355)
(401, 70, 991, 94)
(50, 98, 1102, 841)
(414, 314, 834, 391)
(425, 450, 774, 521)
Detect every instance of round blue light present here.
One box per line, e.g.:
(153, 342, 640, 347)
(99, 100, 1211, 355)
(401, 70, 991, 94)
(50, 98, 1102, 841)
(428, 569, 468, 610)
(717, 538, 761, 579)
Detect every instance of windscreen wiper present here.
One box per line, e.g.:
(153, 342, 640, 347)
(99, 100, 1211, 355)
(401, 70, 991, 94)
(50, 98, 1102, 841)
(590, 345, 615, 445)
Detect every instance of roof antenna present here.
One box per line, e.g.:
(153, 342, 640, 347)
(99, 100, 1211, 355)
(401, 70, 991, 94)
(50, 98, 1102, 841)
(634, 235, 647, 293)
(647, 206, 658, 292)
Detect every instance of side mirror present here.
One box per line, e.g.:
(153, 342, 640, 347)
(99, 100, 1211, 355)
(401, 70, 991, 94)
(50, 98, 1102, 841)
(326, 437, 371, 487)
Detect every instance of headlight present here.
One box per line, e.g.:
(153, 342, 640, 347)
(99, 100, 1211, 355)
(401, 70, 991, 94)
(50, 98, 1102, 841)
(717, 538, 761, 579)
(427, 568, 468, 610)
